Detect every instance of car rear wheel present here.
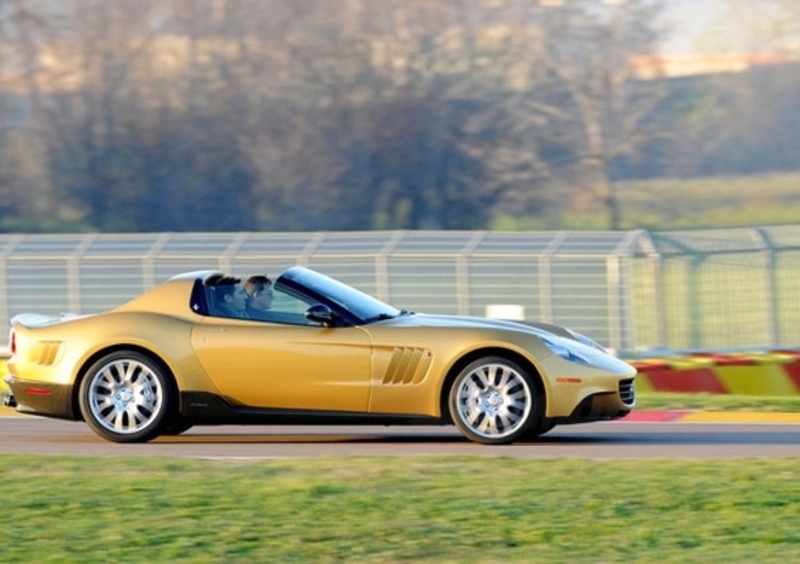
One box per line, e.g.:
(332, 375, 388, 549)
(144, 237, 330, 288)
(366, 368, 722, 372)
(79, 351, 172, 443)
(448, 356, 539, 445)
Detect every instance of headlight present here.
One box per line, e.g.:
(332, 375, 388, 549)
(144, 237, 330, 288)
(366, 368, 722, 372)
(540, 336, 592, 366)
(565, 329, 608, 353)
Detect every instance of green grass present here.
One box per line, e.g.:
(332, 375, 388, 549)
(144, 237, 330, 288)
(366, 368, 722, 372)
(2, 393, 799, 562)
(635, 392, 800, 412)
(493, 172, 800, 231)
(614, 174, 800, 230)
(1, 455, 800, 563)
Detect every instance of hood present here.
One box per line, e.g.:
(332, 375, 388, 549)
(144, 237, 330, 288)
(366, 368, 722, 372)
(383, 313, 570, 340)
(381, 313, 618, 361)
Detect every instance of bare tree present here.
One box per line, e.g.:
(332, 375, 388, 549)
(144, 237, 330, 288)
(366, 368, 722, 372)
(228, 0, 506, 230)
(705, 0, 800, 55)
(461, 0, 672, 230)
(258, 0, 551, 229)
(0, 0, 686, 232)
(13, 0, 261, 231)
(0, 0, 57, 230)
(672, 1, 800, 178)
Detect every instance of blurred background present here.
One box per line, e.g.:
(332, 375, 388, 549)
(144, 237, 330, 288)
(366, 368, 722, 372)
(0, 0, 798, 234)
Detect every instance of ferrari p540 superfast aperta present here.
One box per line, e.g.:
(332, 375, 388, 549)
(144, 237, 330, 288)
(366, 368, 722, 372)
(4, 267, 636, 445)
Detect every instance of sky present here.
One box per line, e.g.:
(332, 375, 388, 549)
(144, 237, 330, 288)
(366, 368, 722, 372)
(660, 0, 795, 56)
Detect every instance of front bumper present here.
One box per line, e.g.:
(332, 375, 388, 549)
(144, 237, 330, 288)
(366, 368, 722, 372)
(557, 378, 636, 424)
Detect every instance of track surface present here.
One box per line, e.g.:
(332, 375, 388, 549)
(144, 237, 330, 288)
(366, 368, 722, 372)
(2, 416, 800, 459)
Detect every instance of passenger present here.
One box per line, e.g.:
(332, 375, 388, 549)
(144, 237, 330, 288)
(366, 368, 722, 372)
(244, 275, 274, 320)
(212, 278, 250, 318)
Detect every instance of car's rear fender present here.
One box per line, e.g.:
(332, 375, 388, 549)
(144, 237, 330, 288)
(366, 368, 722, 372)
(69, 344, 180, 422)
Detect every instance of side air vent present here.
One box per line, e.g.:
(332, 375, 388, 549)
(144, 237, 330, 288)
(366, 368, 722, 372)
(619, 379, 635, 406)
(33, 341, 65, 366)
(381, 347, 433, 385)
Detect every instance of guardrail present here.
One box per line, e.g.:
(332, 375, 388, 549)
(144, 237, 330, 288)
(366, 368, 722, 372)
(2, 227, 800, 353)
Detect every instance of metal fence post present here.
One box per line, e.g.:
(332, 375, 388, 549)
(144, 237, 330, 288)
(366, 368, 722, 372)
(752, 227, 778, 345)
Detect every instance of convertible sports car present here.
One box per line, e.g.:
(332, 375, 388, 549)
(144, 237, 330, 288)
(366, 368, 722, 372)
(4, 266, 636, 445)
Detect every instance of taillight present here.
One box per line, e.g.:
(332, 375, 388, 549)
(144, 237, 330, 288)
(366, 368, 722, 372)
(9, 328, 15, 355)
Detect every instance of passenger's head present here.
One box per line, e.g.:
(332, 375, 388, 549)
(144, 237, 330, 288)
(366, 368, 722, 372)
(245, 274, 274, 311)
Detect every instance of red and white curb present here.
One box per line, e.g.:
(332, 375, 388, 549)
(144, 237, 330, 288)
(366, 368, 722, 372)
(630, 350, 800, 395)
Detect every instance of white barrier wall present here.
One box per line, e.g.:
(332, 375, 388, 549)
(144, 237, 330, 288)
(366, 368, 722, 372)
(2, 226, 800, 352)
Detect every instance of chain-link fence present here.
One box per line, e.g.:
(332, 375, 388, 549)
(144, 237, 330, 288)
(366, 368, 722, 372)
(2, 226, 799, 354)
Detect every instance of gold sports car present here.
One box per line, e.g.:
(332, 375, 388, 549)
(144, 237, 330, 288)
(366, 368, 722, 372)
(4, 267, 636, 445)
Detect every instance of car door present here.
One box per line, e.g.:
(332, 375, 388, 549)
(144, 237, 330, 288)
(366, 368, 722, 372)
(191, 318, 373, 412)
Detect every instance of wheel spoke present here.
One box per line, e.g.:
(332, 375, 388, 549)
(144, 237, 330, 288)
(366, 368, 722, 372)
(477, 414, 498, 435)
(95, 395, 114, 413)
(506, 389, 527, 407)
(466, 409, 483, 426)
(495, 410, 515, 431)
(130, 407, 148, 427)
(112, 409, 126, 431)
(494, 368, 510, 389)
(110, 362, 124, 385)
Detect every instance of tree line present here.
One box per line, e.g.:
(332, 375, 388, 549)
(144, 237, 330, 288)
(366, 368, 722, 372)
(0, 0, 798, 233)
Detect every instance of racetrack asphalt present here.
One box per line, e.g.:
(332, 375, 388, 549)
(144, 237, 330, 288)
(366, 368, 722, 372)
(3, 405, 800, 423)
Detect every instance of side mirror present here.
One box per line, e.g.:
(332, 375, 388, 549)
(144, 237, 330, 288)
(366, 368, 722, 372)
(305, 303, 336, 326)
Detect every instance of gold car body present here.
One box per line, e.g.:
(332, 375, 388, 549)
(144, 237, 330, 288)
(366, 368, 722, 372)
(5, 267, 636, 443)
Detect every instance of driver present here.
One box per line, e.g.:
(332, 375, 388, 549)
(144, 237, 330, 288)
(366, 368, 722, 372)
(244, 275, 274, 320)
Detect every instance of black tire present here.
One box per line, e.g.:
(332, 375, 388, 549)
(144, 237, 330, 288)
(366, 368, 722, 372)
(161, 415, 193, 436)
(520, 418, 556, 441)
(78, 351, 173, 443)
(448, 356, 540, 445)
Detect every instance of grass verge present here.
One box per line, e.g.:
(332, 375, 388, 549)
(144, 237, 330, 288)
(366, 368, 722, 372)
(2, 393, 799, 562)
(1, 455, 800, 563)
(492, 172, 800, 230)
(635, 392, 800, 412)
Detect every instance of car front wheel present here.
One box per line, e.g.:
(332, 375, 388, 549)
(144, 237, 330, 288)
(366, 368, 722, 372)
(79, 351, 173, 443)
(449, 356, 539, 445)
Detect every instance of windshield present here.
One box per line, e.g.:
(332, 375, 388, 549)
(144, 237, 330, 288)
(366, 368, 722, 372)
(277, 266, 401, 324)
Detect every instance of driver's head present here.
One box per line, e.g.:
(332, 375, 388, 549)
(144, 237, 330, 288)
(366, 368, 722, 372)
(245, 274, 274, 311)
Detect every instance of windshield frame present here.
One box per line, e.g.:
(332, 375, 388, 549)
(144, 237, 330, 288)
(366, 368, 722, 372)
(276, 266, 401, 326)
